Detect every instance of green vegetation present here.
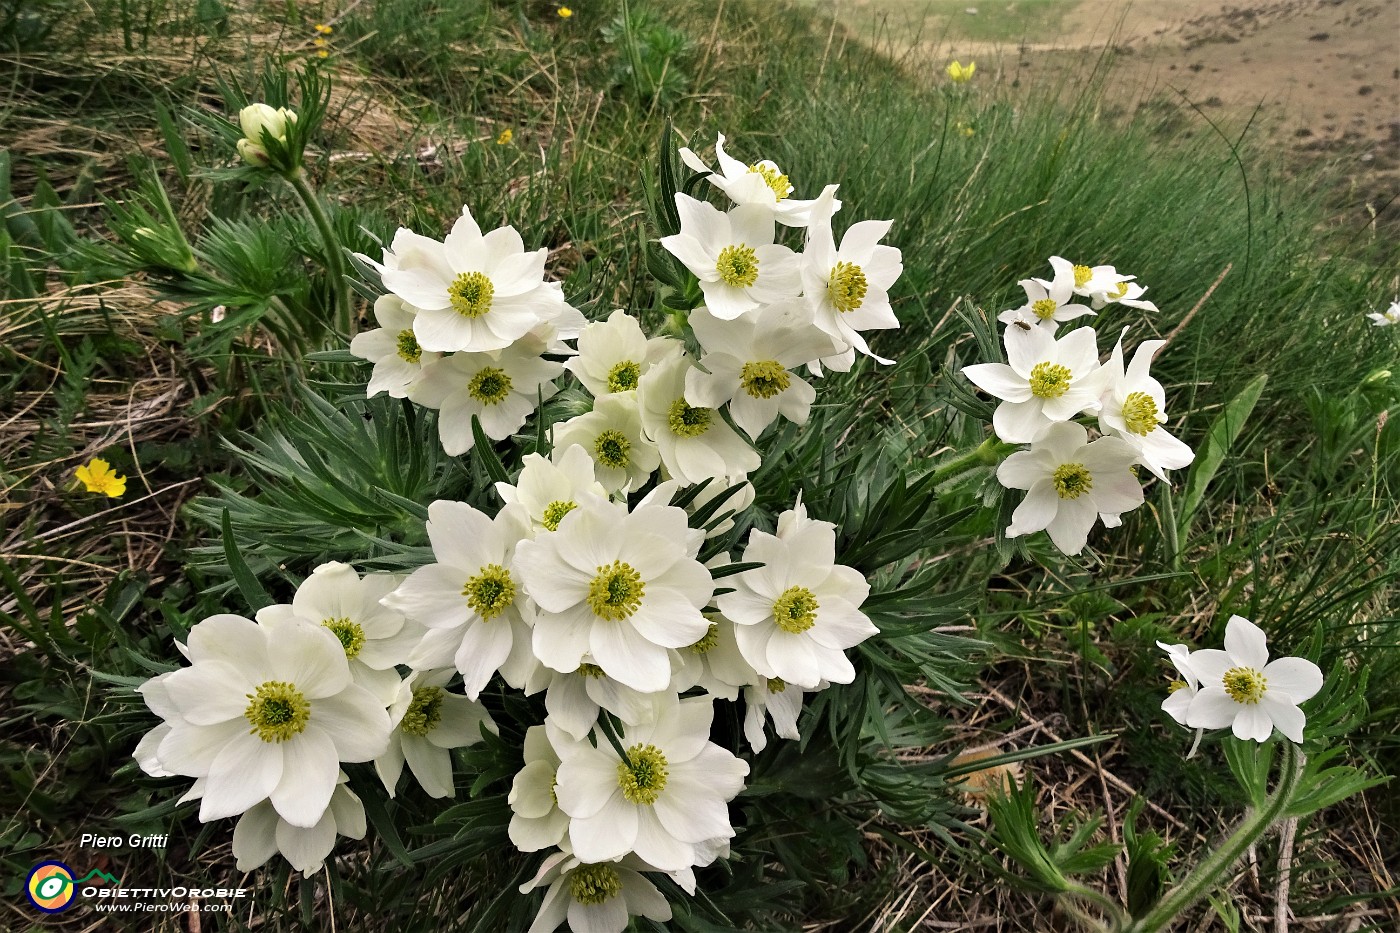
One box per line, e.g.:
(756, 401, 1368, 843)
(2, 0, 1395, 930)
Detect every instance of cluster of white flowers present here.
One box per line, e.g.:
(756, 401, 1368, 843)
(143, 132, 898, 933)
(1367, 298, 1400, 327)
(1159, 614, 1323, 747)
(962, 258, 1193, 555)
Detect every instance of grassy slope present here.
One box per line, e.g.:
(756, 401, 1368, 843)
(1, 0, 1396, 929)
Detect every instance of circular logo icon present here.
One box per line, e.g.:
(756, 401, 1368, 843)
(26, 861, 77, 913)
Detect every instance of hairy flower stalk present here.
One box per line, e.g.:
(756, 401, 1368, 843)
(285, 167, 353, 335)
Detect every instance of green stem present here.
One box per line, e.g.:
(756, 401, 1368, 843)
(930, 437, 1015, 487)
(285, 167, 352, 337)
(1064, 883, 1129, 932)
(1124, 742, 1303, 933)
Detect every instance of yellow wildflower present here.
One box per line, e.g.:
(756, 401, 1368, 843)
(75, 458, 127, 498)
(557, 6, 573, 17)
(313, 37, 327, 48)
(315, 49, 329, 58)
(314, 23, 333, 35)
(946, 60, 976, 83)
(496, 128, 513, 145)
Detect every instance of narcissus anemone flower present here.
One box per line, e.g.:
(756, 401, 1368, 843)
(717, 500, 877, 689)
(1058, 257, 1133, 301)
(514, 496, 713, 693)
(232, 774, 365, 875)
(637, 353, 761, 485)
(1367, 300, 1400, 327)
(384, 500, 537, 698)
(659, 194, 800, 320)
(801, 186, 903, 370)
(524, 655, 657, 742)
(374, 207, 563, 354)
(75, 457, 127, 497)
(997, 256, 1095, 330)
(1157, 641, 1199, 727)
(410, 343, 563, 455)
(677, 133, 833, 228)
(508, 723, 571, 852)
(552, 395, 660, 494)
(961, 322, 1108, 444)
(684, 303, 835, 439)
(520, 848, 672, 933)
(143, 614, 391, 826)
(495, 447, 610, 533)
(553, 695, 749, 871)
(1097, 331, 1194, 481)
(996, 421, 1144, 555)
(1184, 615, 1323, 743)
(349, 295, 442, 398)
(374, 669, 497, 798)
(742, 675, 807, 753)
(563, 310, 677, 398)
(1090, 278, 1159, 312)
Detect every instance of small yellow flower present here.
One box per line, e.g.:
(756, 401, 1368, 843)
(496, 128, 513, 145)
(946, 60, 976, 83)
(956, 121, 976, 137)
(75, 458, 127, 498)
(314, 23, 333, 35)
(313, 37, 327, 48)
(315, 49, 329, 58)
(557, 6, 573, 17)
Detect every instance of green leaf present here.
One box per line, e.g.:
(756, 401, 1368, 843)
(1177, 373, 1267, 533)
(221, 508, 273, 612)
(471, 416, 510, 485)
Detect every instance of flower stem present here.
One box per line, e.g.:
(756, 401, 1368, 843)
(929, 437, 1015, 487)
(285, 166, 352, 336)
(1124, 742, 1303, 933)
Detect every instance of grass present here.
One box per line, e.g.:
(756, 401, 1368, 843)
(1, 0, 1397, 929)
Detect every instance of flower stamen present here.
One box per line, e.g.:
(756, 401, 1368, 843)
(244, 681, 311, 743)
(827, 261, 868, 313)
(772, 586, 819, 634)
(569, 864, 622, 905)
(1122, 391, 1160, 436)
(396, 329, 423, 363)
(448, 271, 494, 318)
(594, 429, 632, 468)
(587, 561, 645, 621)
(1223, 667, 1267, 704)
(322, 617, 366, 660)
(667, 399, 712, 438)
(1052, 463, 1093, 500)
(400, 686, 444, 736)
(463, 564, 516, 620)
(1028, 361, 1073, 399)
(716, 244, 759, 287)
(606, 360, 641, 392)
(616, 743, 669, 805)
(467, 366, 512, 404)
(542, 500, 578, 532)
(740, 360, 791, 399)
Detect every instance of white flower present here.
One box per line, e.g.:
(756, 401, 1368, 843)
(520, 848, 671, 933)
(668, 611, 753, 701)
(1157, 641, 1198, 726)
(684, 303, 836, 439)
(717, 501, 877, 689)
(383, 500, 536, 698)
(552, 395, 661, 494)
(1059, 257, 1133, 302)
(349, 295, 443, 398)
(678, 132, 832, 227)
(1091, 279, 1159, 312)
(515, 496, 713, 693)
(239, 103, 295, 145)
(743, 675, 810, 752)
(144, 614, 390, 826)
(997, 421, 1145, 555)
(638, 353, 761, 485)
(961, 323, 1109, 443)
(232, 774, 365, 875)
(1097, 331, 1194, 480)
(254, 561, 416, 704)
(800, 186, 903, 369)
(553, 695, 749, 871)
(509, 724, 571, 852)
(374, 669, 496, 799)
(496, 447, 611, 533)
(524, 657, 658, 741)
(373, 207, 563, 354)
(563, 310, 677, 397)
(659, 194, 800, 320)
(410, 343, 563, 455)
(997, 257, 1095, 329)
(1184, 615, 1323, 743)
(1367, 300, 1400, 327)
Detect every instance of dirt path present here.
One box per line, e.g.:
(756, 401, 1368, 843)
(840, 0, 1400, 227)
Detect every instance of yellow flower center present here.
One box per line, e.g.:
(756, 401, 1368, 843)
(593, 429, 632, 468)
(1031, 298, 1058, 321)
(1222, 667, 1267, 705)
(244, 681, 311, 743)
(667, 399, 712, 438)
(827, 260, 868, 313)
(395, 329, 423, 364)
(1052, 463, 1093, 500)
(1168, 679, 1188, 694)
(322, 617, 366, 660)
(587, 561, 645, 621)
(576, 662, 606, 678)
(467, 366, 512, 405)
(1122, 391, 1160, 436)
(772, 586, 819, 634)
(400, 685, 444, 736)
(748, 163, 793, 200)
(766, 676, 787, 694)
(688, 623, 720, 654)
(569, 864, 621, 906)
(462, 564, 516, 620)
(448, 270, 495, 318)
(716, 244, 759, 287)
(1072, 264, 1093, 288)
(1110, 281, 1130, 299)
(542, 500, 578, 532)
(616, 743, 669, 805)
(739, 360, 791, 399)
(1028, 361, 1073, 398)
(606, 360, 641, 392)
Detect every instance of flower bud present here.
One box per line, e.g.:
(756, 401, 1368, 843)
(236, 137, 270, 167)
(238, 103, 297, 144)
